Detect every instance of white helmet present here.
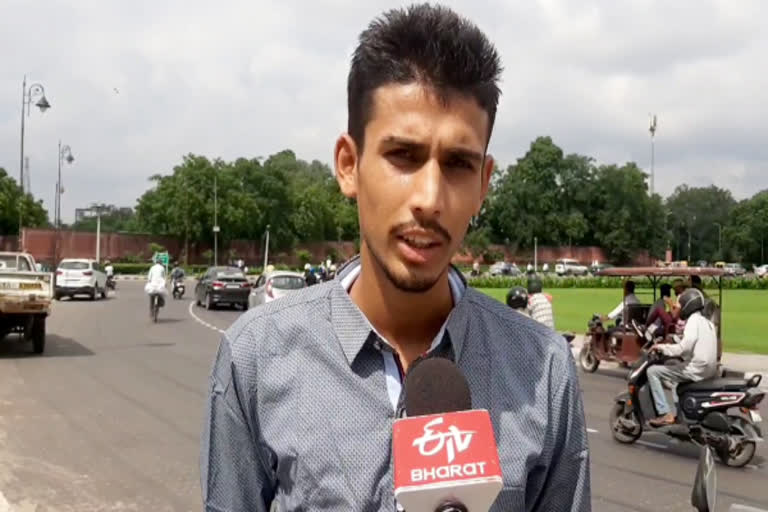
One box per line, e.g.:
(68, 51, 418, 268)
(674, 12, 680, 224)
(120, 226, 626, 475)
(304, 263, 311, 270)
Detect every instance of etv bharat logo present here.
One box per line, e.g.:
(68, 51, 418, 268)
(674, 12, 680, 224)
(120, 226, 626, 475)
(412, 416, 476, 464)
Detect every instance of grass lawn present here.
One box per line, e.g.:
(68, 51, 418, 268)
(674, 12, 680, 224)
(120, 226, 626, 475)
(478, 288, 768, 355)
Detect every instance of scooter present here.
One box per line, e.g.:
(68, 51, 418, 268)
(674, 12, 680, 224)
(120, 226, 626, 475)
(106, 275, 116, 291)
(609, 320, 764, 467)
(172, 278, 185, 300)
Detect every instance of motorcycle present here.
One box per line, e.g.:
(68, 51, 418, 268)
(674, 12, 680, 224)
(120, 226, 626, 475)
(609, 320, 764, 467)
(106, 275, 116, 291)
(172, 278, 185, 300)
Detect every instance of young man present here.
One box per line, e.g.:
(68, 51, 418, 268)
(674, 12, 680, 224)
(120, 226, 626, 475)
(201, 5, 589, 511)
(144, 256, 167, 316)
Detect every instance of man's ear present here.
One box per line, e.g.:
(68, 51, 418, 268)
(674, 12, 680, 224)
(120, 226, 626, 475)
(475, 154, 495, 214)
(335, 133, 359, 199)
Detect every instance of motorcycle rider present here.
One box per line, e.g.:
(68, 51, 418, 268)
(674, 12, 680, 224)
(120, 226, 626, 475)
(647, 288, 719, 427)
(104, 260, 115, 289)
(144, 256, 167, 317)
(170, 262, 185, 295)
(506, 286, 530, 317)
(527, 274, 555, 330)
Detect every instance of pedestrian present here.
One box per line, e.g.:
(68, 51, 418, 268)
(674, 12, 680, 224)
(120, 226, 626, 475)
(201, 5, 589, 511)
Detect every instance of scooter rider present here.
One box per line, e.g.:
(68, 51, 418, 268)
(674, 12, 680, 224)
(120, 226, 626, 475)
(171, 262, 185, 282)
(647, 288, 719, 427)
(527, 274, 555, 330)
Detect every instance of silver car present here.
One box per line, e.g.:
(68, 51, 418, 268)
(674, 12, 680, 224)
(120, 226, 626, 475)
(248, 271, 306, 309)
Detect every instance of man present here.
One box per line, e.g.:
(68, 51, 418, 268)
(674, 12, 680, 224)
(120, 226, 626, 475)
(104, 260, 114, 279)
(647, 288, 719, 426)
(201, 5, 589, 511)
(170, 262, 185, 281)
(144, 256, 167, 316)
(645, 283, 673, 336)
(527, 274, 555, 330)
(604, 280, 640, 326)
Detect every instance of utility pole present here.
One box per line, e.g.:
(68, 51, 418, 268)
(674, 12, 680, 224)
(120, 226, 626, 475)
(213, 169, 219, 267)
(534, 236, 538, 272)
(649, 114, 658, 196)
(263, 224, 270, 272)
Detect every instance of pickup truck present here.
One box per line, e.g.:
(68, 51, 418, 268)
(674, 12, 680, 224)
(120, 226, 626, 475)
(0, 252, 53, 354)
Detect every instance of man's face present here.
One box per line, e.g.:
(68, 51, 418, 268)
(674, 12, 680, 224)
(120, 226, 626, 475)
(336, 83, 493, 292)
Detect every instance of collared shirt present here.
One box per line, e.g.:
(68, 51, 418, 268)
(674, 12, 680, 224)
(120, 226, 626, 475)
(607, 292, 640, 321)
(200, 256, 591, 512)
(658, 311, 718, 381)
(528, 292, 555, 331)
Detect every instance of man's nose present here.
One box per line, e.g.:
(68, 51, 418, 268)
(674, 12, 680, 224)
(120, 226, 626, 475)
(410, 159, 445, 218)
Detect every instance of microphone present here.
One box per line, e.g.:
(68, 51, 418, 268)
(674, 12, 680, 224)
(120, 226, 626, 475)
(393, 358, 503, 512)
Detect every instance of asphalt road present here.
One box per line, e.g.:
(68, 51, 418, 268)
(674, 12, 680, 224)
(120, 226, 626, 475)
(0, 281, 766, 511)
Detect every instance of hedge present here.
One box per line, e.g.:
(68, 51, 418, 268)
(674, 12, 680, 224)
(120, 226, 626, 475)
(112, 263, 301, 276)
(467, 274, 768, 290)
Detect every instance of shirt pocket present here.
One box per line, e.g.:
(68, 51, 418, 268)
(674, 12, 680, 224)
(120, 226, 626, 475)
(491, 486, 526, 511)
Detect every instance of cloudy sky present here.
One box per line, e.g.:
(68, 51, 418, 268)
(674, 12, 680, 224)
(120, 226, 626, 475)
(1, 0, 766, 222)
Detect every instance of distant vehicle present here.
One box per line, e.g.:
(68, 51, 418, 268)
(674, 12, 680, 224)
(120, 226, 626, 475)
(696, 260, 709, 268)
(555, 258, 588, 276)
(724, 263, 746, 276)
(590, 262, 613, 274)
(0, 252, 53, 354)
(488, 261, 521, 277)
(195, 266, 250, 310)
(249, 271, 306, 309)
(756, 264, 768, 279)
(55, 259, 108, 301)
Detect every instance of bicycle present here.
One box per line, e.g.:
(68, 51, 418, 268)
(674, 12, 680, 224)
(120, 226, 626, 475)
(149, 293, 163, 323)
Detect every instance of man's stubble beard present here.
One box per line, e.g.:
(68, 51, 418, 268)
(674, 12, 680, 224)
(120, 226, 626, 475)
(362, 233, 443, 293)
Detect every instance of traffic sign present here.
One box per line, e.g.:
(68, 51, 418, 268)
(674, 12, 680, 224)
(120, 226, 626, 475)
(213, 226, 220, 233)
(154, 251, 169, 265)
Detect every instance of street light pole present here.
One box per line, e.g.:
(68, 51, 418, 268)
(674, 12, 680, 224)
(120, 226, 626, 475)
(263, 224, 270, 272)
(213, 169, 218, 267)
(18, 76, 51, 249)
(649, 114, 658, 196)
(55, 142, 74, 265)
(714, 222, 722, 258)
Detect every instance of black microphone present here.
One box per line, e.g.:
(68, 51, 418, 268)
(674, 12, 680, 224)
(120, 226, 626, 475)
(393, 358, 503, 512)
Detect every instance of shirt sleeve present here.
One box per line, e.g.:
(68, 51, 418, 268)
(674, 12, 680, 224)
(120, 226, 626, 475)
(530, 349, 591, 511)
(607, 301, 623, 321)
(659, 316, 698, 358)
(201, 335, 276, 511)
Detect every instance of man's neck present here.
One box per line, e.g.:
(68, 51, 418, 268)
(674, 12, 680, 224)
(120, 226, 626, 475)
(348, 246, 455, 365)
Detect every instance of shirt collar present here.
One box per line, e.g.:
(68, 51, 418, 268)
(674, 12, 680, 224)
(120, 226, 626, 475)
(330, 255, 469, 366)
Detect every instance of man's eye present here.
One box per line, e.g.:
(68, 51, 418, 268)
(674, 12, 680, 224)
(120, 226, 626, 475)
(388, 149, 415, 160)
(445, 157, 473, 170)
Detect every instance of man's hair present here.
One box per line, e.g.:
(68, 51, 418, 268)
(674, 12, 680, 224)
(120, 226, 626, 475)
(625, 280, 636, 294)
(691, 275, 702, 287)
(347, 3, 502, 150)
(660, 283, 672, 298)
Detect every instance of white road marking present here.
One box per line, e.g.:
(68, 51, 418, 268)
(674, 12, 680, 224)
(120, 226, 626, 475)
(587, 428, 599, 434)
(188, 301, 225, 335)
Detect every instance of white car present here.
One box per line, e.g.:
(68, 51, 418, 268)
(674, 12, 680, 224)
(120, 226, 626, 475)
(248, 271, 306, 309)
(756, 264, 768, 279)
(55, 259, 108, 300)
(555, 258, 588, 276)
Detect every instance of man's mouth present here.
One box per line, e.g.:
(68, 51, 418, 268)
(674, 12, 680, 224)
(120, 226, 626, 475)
(397, 234, 442, 249)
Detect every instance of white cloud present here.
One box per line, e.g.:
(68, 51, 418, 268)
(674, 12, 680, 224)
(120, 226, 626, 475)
(0, 0, 766, 222)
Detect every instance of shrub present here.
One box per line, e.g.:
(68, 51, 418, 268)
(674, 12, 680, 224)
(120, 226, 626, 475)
(467, 274, 768, 290)
(295, 249, 312, 268)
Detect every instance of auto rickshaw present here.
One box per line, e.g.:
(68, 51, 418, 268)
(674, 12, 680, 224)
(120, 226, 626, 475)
(578, 266, 724, 373)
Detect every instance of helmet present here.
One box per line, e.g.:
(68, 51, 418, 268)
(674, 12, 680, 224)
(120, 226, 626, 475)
(304, 263, 311, 270)
(527, 275, 543, 294)
(506, 286, 529, 310)
(678, 288, 706, 320)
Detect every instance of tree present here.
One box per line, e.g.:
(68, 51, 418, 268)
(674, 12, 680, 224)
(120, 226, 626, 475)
(0, 167, 49, 234)
(725, 190, 768, 264)
(666, 185, 736, 262)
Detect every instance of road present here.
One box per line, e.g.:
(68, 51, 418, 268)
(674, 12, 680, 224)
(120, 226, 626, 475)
(0, 281, 766, 511)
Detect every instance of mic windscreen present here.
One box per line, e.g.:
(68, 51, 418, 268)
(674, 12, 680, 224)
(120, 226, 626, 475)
(404, 357, 471, 416)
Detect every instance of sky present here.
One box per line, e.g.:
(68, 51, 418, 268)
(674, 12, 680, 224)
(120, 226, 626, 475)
(1, 0, 767, 223)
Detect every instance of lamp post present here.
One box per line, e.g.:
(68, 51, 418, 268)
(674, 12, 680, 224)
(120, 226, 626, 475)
(213, 169, 219, 267)
(54, 142, 74, 265)
(263, 224, 270, 272)
(19, 76, 51, 249)
(649, 114, 658, 196)
(714, 222, 722, 259)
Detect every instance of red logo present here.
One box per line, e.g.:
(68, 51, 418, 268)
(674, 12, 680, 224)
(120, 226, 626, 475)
(393, 410, 502, 489)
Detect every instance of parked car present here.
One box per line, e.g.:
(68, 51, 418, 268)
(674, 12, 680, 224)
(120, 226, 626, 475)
(0, 252, 53, 354)
(724, 263, 746, 276)
(55, 259, 108, 300)
(249, 271, 306, 309)
(488, 261, 521, 277)
(755, 264, 768, 279)
(555, 258, 588, 276)
(195, 266, 251, 310)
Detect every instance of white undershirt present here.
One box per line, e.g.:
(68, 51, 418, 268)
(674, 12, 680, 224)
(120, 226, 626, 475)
(340, 265, 466, 411)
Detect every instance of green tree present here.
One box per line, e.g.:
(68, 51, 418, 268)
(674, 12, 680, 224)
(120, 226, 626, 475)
(725, 190, 768, 264)
(0, 167, 49, 234)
